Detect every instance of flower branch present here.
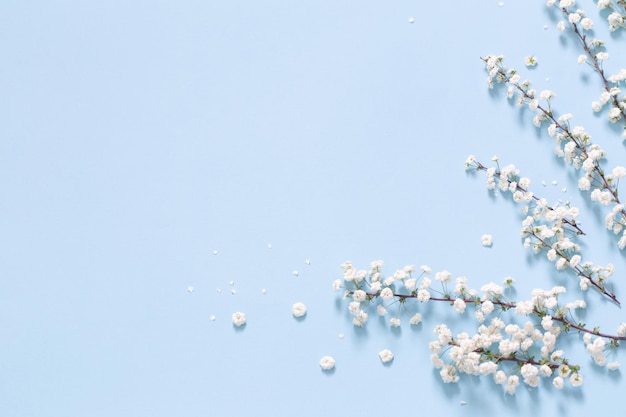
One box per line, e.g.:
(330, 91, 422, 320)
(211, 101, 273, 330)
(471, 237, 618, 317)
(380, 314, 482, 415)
(550, 2, 626, 125)
(483, 55, 626, 250)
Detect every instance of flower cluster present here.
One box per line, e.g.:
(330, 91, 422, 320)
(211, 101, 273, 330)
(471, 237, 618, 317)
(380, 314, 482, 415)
(334, 260, 625, 394)
(483, 53, 626, 253)
(465, 157, 618, 303)
(328, 0, 626, 395)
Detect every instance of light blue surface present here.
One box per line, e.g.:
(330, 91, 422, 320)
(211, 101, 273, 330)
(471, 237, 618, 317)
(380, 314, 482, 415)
(1, 1, 625, 416)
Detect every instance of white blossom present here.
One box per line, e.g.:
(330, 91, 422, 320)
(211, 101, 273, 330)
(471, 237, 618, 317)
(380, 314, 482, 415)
(378, 349, 394, 363)
(232, 311, 246, 327)
(380, 287, 394, 301)
(409, 313, 422, 325)
(319, 356, 335, 370)
(292, 302, 307, 318)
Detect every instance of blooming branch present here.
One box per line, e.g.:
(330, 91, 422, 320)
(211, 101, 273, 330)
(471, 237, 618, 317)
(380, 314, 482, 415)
(334, 261, 624, 393)
(483, 54, 626, 251)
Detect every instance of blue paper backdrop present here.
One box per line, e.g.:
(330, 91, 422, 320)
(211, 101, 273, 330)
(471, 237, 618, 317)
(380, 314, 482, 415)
(1, 1, 625, 416)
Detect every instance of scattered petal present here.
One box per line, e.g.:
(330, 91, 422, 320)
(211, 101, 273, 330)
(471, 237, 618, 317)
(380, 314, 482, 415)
(187, 286, 194, 293)
(229, 280, 235, 286)
(305, 259, 311, 265)
(338, 333, 345, 339)
(216, 288, 222, 293)
(460, 401, 467, 406)
(292, 270, 299, 277)
(408, 17, 415, 23)
(209, 314, 216, 321)
(552, 180, 558, 186)
(231, 289, 237, 295)
(261, 288, 267, 295)
(212, 250, 219, 255)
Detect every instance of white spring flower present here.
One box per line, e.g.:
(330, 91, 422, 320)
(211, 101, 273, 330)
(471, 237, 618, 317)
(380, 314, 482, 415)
(570, 373, 583, 387)
(409, 313, 422, 325)
(481, 234, 493, 247)
(581, 17, 593, 29)
(292, 302, 307, 318)
(380, 287, 394, 301)
(352, 290, 366, 302)
(319, 356, 335, 370)
(389, 318, 401, 327)
(454, 298, 467, 314)
(607, 362, 620, 371)
(232, 311, 246, 327)
(378, 349, 394, 363)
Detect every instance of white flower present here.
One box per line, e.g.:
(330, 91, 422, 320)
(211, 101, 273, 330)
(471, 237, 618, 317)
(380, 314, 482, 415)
(579, 277, 590, 291)
(352, 310, 368, 326)
(608, 12, 624, 30)
(592, 101, 602, 112)
(609, 107, 622, 123)
(540, 364, 553, 377)
(559, 0, 575, 7)
(417, 289, 431, 302)
(380, 287, 394, 301)
(494, 370, 507, 384)
(617, 323, 626, 337)
(352, 290, 366, 302)
(553, 376, 564, 389)
(568, 12, 581, 24)
(454, 298, 467, 314)
(557, 21, 566, 31)
(481, 234, 493, 247)
(232, 311, 246, 327)
(598, 0, 611, 8)
(600, 91, 611, 104)
(332, 279, 342, 291)
(607, 362, 620, 371)
(578, 176, 591, 190)
(435, 270, 452, 283)
(440, 365, 459, 383)
(379, 349, 394, 363)
(596, 52, 609, 61)
(580, 17, 593, 30)
(389, 317, 401, 327)
(540, 89, 555, 100)
(525, 56, 538, 67)
(409, 313, 422, 325)
(481, 300, 495, 315)
(319, 356, 335, 370)
(570, 373, 583, 387)
(292, 302, 307, 318)
(613, 166, 626, 179)
(377, 305, 387, 316)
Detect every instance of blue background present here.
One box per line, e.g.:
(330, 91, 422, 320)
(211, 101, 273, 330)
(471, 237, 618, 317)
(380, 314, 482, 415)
(1, 1, 625, 416)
